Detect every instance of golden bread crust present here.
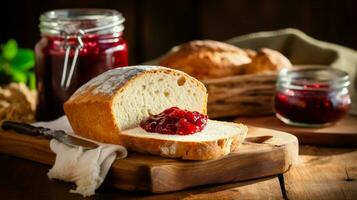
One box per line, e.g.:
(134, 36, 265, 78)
(160, 41, 292, 79)
(244, 48, 292, 74)
(64, 100, 121, 143)
(159, 40, 252, 79)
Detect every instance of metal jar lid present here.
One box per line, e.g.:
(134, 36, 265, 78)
(39, 9, 125, 35)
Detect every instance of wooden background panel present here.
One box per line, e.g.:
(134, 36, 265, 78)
(1, 0, 138, 62)
(0, 0, 356, 64)
(198, 0, 357, 46)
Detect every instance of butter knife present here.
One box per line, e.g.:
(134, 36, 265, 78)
(1, 121, 98, 150)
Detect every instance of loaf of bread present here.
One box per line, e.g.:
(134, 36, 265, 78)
(244, 48, 292, 74)
(64, 66, 207, 144)
(159, 40, 292, 79)
(64, 65, 247, 160)
(159, 40, 252, 79)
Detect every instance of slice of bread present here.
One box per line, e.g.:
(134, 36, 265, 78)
(120, 120, 247, 160)
(64, 66, 207, 144)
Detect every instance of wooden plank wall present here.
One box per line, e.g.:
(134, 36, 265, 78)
(2, 0, 356, 64)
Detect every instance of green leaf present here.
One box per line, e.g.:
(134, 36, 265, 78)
(28, 72, 36, 90)
(2, 39, 18, 60)
(11, 48, 35, 71)
(9, 67, 27, 83)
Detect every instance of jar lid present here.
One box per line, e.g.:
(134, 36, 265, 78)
(277, 66, 350, 90)
(39, 9, 125, 35)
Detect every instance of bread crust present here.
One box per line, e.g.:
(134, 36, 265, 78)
(119, 123, 248, 160)
(244, 48, 292, 74)
(64, 100, 121, 144)
(64, 66, 207, 144)
(159, 40, 252, 79)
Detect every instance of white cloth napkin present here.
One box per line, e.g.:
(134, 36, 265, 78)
(34, 116, 127, 197)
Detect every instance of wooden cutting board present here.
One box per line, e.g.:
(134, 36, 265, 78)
(0, 126, 298, 193)
(236, 115, 357, 147)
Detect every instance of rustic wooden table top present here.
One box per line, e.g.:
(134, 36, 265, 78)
(0, 145, 356, 200)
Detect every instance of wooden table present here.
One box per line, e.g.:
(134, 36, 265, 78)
(0, 145, 356, 200)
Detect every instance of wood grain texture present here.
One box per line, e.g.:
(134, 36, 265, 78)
(135, 177, 283, 200)
(0, 126, 298, 193)
(284, 146, 357, 200)
(0, 155, 283, 200)
(236, 115, 357, 147)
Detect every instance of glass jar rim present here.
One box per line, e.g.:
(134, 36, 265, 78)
(277, 66, 350, 90)
(39, 9, 125, 35)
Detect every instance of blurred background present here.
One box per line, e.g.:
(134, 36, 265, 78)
(2, 0, 356, 64)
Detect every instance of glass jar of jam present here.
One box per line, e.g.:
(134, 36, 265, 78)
(35, 9, 128, 121)
(275, 66, 351, 127)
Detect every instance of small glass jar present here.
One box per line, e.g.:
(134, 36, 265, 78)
(274, 66, 351, 127)
(35, 9, 128, 121)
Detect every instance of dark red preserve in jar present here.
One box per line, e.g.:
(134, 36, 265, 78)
(35, 9, 128, 120)
(274, 66, 351, 127)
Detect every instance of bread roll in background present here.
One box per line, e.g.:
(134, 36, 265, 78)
(159, 40, 252, 79)
(159, 40, 292, 79)
(244, 48, 292, 74)
(159, 40, 292, 118)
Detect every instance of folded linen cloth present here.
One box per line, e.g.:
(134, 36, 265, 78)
(34, 116, 127, 197)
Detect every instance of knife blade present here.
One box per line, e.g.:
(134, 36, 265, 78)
(1, 121, 99, 150)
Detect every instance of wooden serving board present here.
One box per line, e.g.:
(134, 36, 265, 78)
(236, 115, 357, 147)
(0, 127, 298, 193)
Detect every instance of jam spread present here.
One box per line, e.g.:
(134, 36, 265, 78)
(140, 107, 208, 135)
(275, 83, 350, 125)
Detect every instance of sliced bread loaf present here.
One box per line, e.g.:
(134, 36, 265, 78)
(120, 120, 247, 160)
(64, 66, 207, 144)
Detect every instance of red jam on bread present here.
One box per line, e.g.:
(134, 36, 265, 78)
(140, 107, 208, 135)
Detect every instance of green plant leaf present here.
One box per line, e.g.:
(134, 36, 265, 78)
(28, 71, 36, 90)
(9, 67, 27, 83)
(2, 39, 18, 60)
(11, 48, 35, 71)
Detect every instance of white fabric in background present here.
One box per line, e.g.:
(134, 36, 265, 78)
(34, 116, 127, 197)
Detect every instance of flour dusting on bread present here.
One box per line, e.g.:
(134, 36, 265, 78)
(71, 66, 161, 98)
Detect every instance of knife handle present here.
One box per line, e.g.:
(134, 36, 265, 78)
(1, 121, 52, 138)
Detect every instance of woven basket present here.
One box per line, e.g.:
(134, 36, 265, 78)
(202, 74, 277, 118)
